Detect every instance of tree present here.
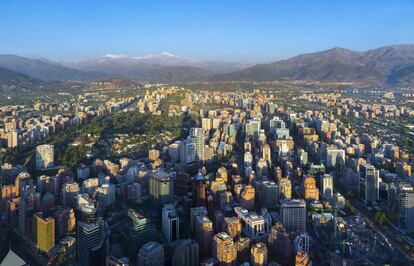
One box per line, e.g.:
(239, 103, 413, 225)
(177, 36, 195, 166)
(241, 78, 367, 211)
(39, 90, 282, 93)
(374, 211, 387, 225)
(62, 145, 87, 168)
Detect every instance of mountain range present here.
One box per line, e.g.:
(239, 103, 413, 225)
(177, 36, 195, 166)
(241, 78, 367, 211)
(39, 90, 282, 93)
(1, 45, 414, 87)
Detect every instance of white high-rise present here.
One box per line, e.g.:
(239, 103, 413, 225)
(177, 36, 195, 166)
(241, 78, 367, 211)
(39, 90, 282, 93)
(36, 144, 54, 169)
(190, 128, 205, 162)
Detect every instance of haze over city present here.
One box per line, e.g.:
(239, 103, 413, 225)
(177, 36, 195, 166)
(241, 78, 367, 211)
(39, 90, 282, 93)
(1, 1, 414, 266)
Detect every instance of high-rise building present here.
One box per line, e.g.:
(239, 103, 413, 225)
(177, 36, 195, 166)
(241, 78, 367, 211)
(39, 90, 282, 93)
(54, 207, 76, 240)
(195, 216, 214, 259)
(279, 178, 292, 199)
(190, 206, 208, 233)
(262, 181, 279, 210)
(137, 241, 164, 266)
(7, 130, 19, 148)
(105, 256, 130, 266)
(149, 170, 174, 208)
(295, 251, 312, 266)
(180, 137, 196, 164)
(364, 164, 379, 204)
(240, 185, 255, 211)
(294, 233, 310, 253)
(246, 118, 261, 141)
(280, 199, 306, 234)
(235, 237, 251, 263)
(224, 217, 241, 240)
(268, 222, 291, 265)
(35, 144, 54, 170)
(321, 174, 333, 199)
(34, 212, 55, 252)
(212, 232, 237, 266)
(234, 207, 270, 241)
(171, 239, 199, 266)
(128, 209, 157, 252)
(62, 182, 80, 208)
(193, 171, 206, 207)
(190, 128, 205, 161)
(303, 177, 319, 201)
(77, 204, 109, 266)
(398, 185, 414, 232)
(162, 203, 179, 244)
(326, 148, 345, 168)
(251, 242, 268, 266)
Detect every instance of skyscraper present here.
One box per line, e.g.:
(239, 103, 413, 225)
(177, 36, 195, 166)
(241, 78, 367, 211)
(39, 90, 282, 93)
(398, 185, 414, 232)
(128, 209, 157, 252)
(190, 128, 205, 162)
(279, 178, 292, 199)
(303, 176, 319, 201)
(280, 199, 306, 234)
(251, 242, 268, 266)
(35, 144, 54, 170)
(234, 207, 270, 242)
(162, 203, 180, 244)
(137, 241, 164, 266)
(268, 222, 291, 265)
(212, 232, 237, 266)
(261, 181, 279, 210)
(149, 170, 174, 209)
(364, 164, 379, 204)
(171, 239, 199, 266)
(195, 216, 214, 259)
(321, 174, 333, 199)
(77, 204, 109, 266)
(224, 216, 241, 240)
(34, 212, 55, 252)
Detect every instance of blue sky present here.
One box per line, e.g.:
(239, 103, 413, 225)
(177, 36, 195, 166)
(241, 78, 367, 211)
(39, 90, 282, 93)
(0, 0, 413, 63)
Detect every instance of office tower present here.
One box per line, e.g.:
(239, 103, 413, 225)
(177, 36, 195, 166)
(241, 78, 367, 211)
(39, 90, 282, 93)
(298, 149, 308, 165)
(262, 181, 279, 210)
(19, 188, 40, 237)
(195, 216, 214, 259)
(162, 203, 179, 244)
(193, 171, 206, 207)
(77, 203, 109, 266)
(268, 222, 291, 265)
(35, 144, 54, 170)
(280, 199, 306, 234)
(224, 217, 241, 240)
(190, 206, 208, 233)
(7, 130, 19, 148)
(201, 118, 213, 131)
(269, 117, 285, 133)
(137, 241, 164, 266)
(105, 256, 130, 266)
(295, 251, 312, 266)
(83, 178, 99, 195)
(246, 118, 261, 141)
(168, 142, 181, 162)
(149, 170, 174, 208)
(240, 185, 255, 211)
(364, 164, 379, 204)
(212, 232, 237, 266)
(303, 177, 319, 201)
(96, 183, 116, 209)
(180, 137, 196, 164)
(235, 237, 251, 263)
(171, 239, 199, 266)
(251, 242, 268, 266)
(148, 149, 160, 161)
(294, 233, 310, 253)
(326, 148, 345, 168)
(34, 212, 55, 252)
(321, 174, 333, 199)
(279, 178, 292, 199)
(54, 207, 76, 240)
(62, 182, 80, 208)
(234, 207, 270, 241)
(262, 144, 272, 166)
(190, 128, 205, 161)
(399, 185, 414, 232)
(128, 209, 157, 252)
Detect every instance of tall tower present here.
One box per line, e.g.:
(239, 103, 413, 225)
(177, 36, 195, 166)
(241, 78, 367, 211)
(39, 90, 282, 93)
(149, 170, 174, 209)
(137, 241, 164, 266)
(34, 212, 55, 252)
(251, 242, 268, 266)
(162, 203, 180, 244)
(190, 128, 205, 162)
(212, 232, 237, 266)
